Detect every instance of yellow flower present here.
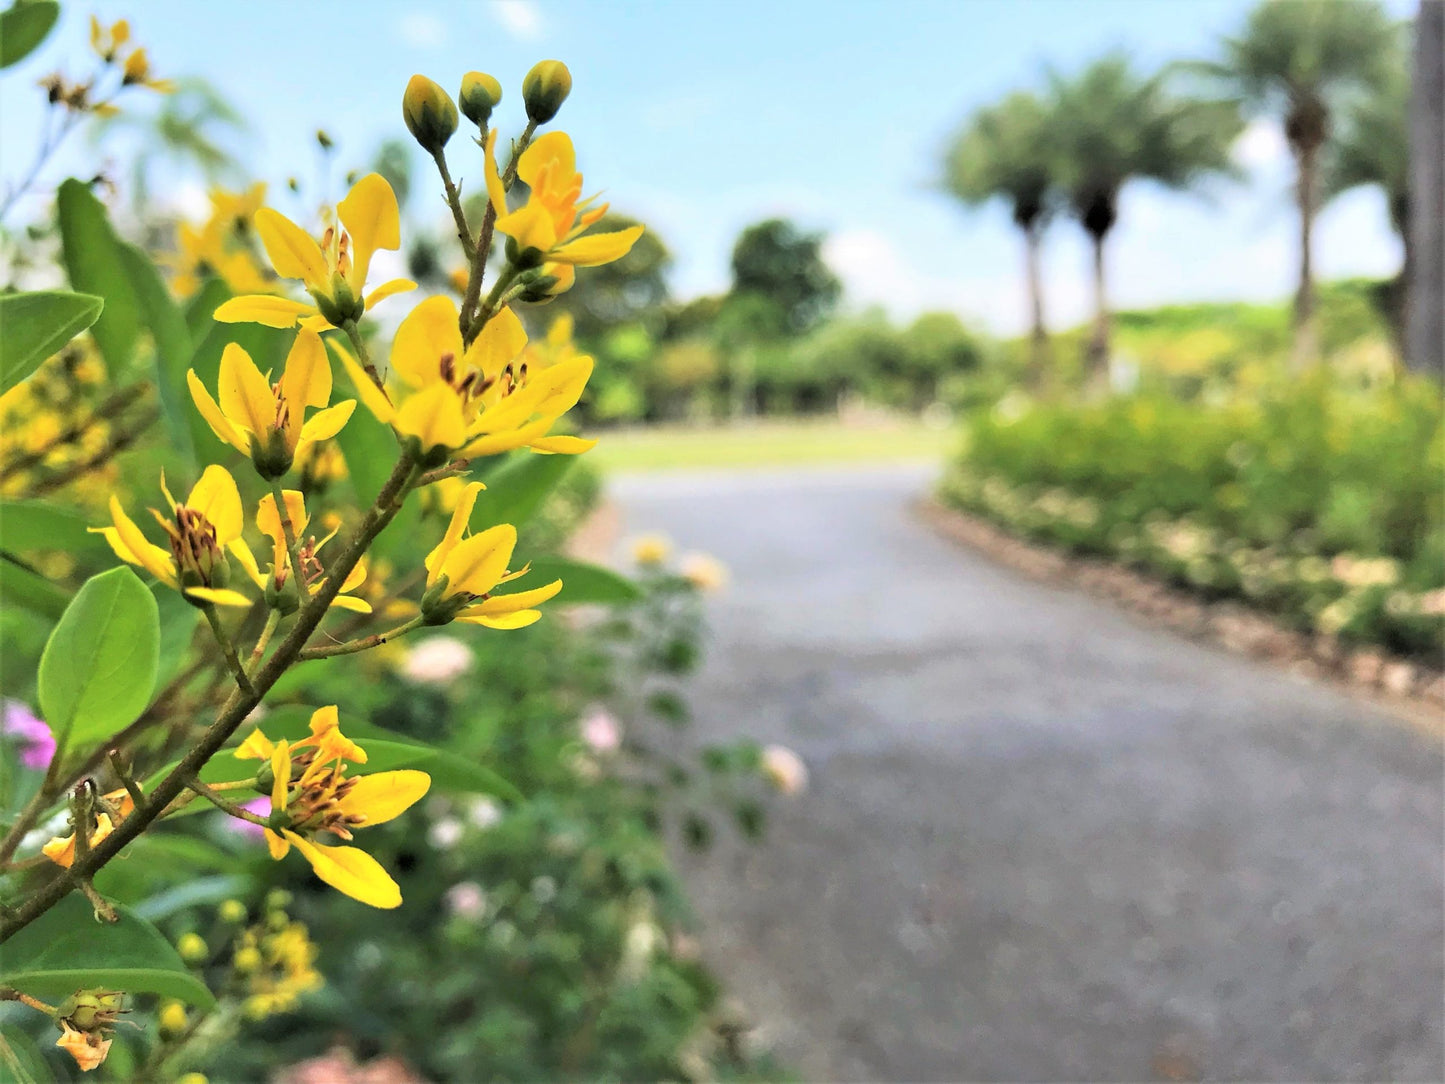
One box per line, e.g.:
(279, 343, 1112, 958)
(235, 706, 429, 908)
(420, 482, 562, 629)
(121, 47, 175, 92)
(630, 534, 671, 566)
(91, 467, 252, 608)
(56, 1021, 112, 1072)
(187, 330, 355, 478)
(231, 490, 370, 614)
(214, 173, 415, 331)
(486, 130, 642, 267)
(331, 295, 595, 458)
(41, 789, 135, 869)
(170, 184, 273, 298)
(89, 16, 129, 62)
(680, 552, 728, 592)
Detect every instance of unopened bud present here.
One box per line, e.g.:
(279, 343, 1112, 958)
(218, 899, 247, 924)
(522, 60, 571, 124)
(265, 888, 292, 910)
(177, 932, 208, 964)
(403, 74, 459, 154)
(316, 129, 333, 151)
(158, 1000, 188, 1039)
(459, 71, 503, 126)
(233, 946, 262, 974)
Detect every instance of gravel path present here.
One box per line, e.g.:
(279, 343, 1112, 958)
(610, 464, 1444, 1083)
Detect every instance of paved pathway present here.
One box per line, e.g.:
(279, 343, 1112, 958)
(611, 464, 1444, 1083)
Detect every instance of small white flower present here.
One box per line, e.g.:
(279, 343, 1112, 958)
(402, 636, 474, 684)
(466, 796, 502, 829)
(445, 881, 487, 918)
(428, 817, 464, 849)
(761, 744, 808, 796)
(580, 707, 621, 753)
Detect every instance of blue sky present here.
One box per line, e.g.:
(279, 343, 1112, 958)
(0, 0, 1413, 333)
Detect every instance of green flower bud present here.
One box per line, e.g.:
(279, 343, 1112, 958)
(522, 59, 571, 124)
(233, 946, 262, 974)
(218, 899, 247, 924)
(459, 71, 503, 126)
(403, 74, 459, 153)
(249, 426, 293, 482)
(158, 1000, 188, 1039)
(265, 888, 292, 910)
(177, 932, 208, 964)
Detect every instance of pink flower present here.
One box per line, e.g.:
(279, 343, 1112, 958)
(445, 881, 487, 918)
(226, 796, 272, 840)
(580, 708, 621, 754)
(2, 701, 55, 770)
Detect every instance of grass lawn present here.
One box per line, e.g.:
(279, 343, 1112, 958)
(588, 417, 958, 472)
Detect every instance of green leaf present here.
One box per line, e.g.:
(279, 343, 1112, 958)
(183, 276, 230, 342)
(0, 290, 103, 394)
(56, 180, 142, 377)
(0, 894, 216, 1008)
(0, 500, 109, 560)
(0, 553, 68, 619)
(119, 243, 194, 462)
(503, 556, 640, 605)
(37, 567, 159, 749)
(0, 1023, 53, 1084)
(468, 451, 575, 532)
(0, 0, 59, 69)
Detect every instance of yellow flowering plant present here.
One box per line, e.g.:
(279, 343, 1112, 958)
(0, 39, 642, 1073)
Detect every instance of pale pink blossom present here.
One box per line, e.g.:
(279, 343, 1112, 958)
(761, 744, 808, 796)
(402, 637, 474, 684)
(2, 701, 54, 770)
(580, 707, 621, 753)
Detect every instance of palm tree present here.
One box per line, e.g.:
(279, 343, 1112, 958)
(1324, 47, 1410, 354)
(942, 92, 1057, 376)
(1193, 0, 1397, 370)
(1049, 55, 1242, 385)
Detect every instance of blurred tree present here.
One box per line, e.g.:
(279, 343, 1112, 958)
(1193, 0, 1397, 370)
(1324, 47, 1410, 355)
(1406, 0, 1443, 381)
(371, 138, 415, 210)
(902, 312, 984, 409)
(729, 218, 840, 335)
(942, 91, 1057, 376)
(1050, 54, 1242, 387)
(551, 213, 671, 340)
(93, 77, 246, 218)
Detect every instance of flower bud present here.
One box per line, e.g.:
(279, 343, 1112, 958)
(218, 899, 248, 924)
(158, 1000, 188, 1039)
(459, 71, 503, 126)
(403, 75, 459, 153)
(233, 946, 262, 974)
(177, 932, 208, 964)
(522, 60, 571, 124)
(265, 888, 292, 910)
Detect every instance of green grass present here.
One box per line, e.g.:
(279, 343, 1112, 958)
(588, 418, 957, 472)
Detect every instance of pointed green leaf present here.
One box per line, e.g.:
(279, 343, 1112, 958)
(118, 242, 194, 461)
(37, 567, 160, 749)
(0, 0, 59, 69)
(0, 552, 68, 619)
(0, 893, 215, 1008)
(467, 451, 575, 532)
(0, 500, 109, 560)
(0, 290, 103, 394)
(56, 180, 142, 377)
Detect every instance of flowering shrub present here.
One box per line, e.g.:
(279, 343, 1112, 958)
(941, 376, 1444, 657)
(0, 10, 785, 1077)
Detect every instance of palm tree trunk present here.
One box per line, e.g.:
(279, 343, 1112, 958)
(1023, 223, 1049, 388)
(1292, 144, 1320, 371)
(1086, 230, 1110, 392)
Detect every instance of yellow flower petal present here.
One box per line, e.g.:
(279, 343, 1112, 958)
(266, 829, 290, 859)
(516, 131, 576, 188)
(438, 523, 516, 598)
(327, 339, 396, 425)
(284, 831, 402, 909)
(549, 226, 644, 267)
(187, 465, 244, 544)
(464, 305, 527, 377)
(235, 729, 275, 760)
(230, 537, 266, 589)
(328, 595, 373, 613)
(474, 578, 563, 613)
(257, 489, 309, 563)
(364, 278, 417, 311)
(495, 203, 558, 253)
(297, 400, 355, 445)
(270, 740, 291, 812)
(218, 343, 275, 440)
(528, 434, 596, 455)
(391, 295, 463, 389)
(186, 370, 249, 453)
(255, 208, 327, 288)
(184, 586, 252, 607)
(214, 295, 317, 328)
(106, 496, 177, 586)
(394, 382, 467, 453)
(281, 328, 331, 411)
(337, 173, 401, 287)
(424, 481, 486, 585)
(458, 609, 542, 630)
(334, 769, 430, 826)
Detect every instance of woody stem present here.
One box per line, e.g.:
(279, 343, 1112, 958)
(202, 605, 255, 697)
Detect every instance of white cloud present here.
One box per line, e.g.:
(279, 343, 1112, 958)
(491, 0, 543, 41)
(399, 11, 446, 49)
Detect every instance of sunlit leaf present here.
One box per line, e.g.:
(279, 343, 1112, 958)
(0, 291, 103, 394)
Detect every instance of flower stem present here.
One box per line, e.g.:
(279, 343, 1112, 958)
(431, 147, 475, 260)
(202, 605, 255, 697)
(269, 478, 307, 595)
(460, 119, 537, 346)
(185, 778, 270, 827)
(297, 615, 424, 661)
(247, 609, 282, 677)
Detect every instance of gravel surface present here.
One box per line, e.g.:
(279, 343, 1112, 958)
(610, 464, 1445, 1083)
